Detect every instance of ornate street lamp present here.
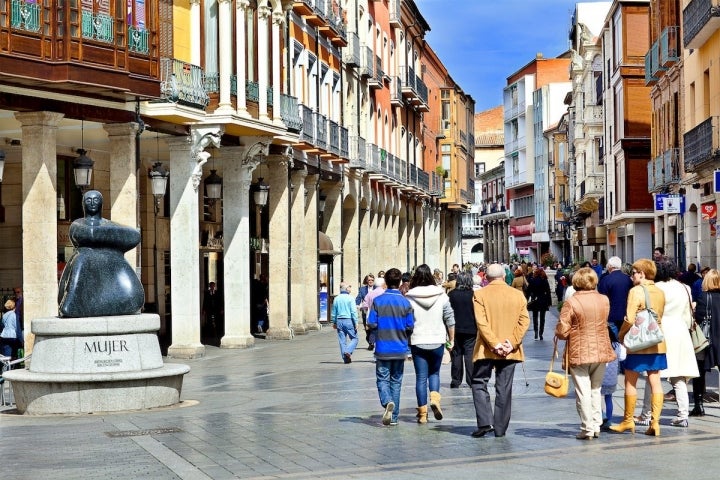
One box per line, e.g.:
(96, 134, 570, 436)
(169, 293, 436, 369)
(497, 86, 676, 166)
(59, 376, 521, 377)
(205, 169, 223, 206)
(148, 162, 169, 215)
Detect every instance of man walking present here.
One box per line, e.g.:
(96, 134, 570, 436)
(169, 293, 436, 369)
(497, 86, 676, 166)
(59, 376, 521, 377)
(470, 263, 529, 438)
(332, 282, 359, 364)
(367, 268, 414, 426)
(597, 256, 632, 342)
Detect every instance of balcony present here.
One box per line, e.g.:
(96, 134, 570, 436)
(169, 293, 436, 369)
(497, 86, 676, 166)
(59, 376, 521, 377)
(343, 32, 361, 67)
(648, 157, 656, 192)
(280, 94, 303, 133)
(389, 0, 401, 27)
(294, 0, 326, 27)
(390, 76, 403, 106)
(683, 0, 720, 49)
(339, 126, 349, 159)
(1, 1, 160, 100)
(159, 58, 209, 109)
(360, 46, 374, 78)
(328, 120, 340, 156)
(348, 135, 366, 169)
(583, 105, 603, 125)
(318, 0, 347, 47)
(401, 66, 429, 111)
(504, 100, 526, 120)
(504, 136, 526, 154)
(660, 26, 680, 67)
(366, 143, 380, 173)
(578, 175, 604, 198)
(684, 116, 719, 172)
(644, 40, 663, 86)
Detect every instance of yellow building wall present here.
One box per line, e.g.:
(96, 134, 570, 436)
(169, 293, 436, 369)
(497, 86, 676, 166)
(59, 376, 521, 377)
(683, 32, 720, 130)
(173, 1, 192, 63)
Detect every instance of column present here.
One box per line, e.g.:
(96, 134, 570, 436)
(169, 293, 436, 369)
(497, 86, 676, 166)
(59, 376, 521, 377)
(103, 122, 140, 269)
(220, 139, 272, 348)
(217, 0, 233, 113)
(257, 4, 271, 121)
(235, 0, 250, 116)
(303, 174, 321, 331)
(342, 171, 361, 297)
(190, 0, 201, 65)
(290, 167, 308, 334)
(166, 125, 223, 358)
(271, 9, 283, 124)
(265, 152, 293, 339)
(15, 111, 64, 352)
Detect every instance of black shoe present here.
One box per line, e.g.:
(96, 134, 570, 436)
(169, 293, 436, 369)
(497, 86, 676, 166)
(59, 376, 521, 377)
(344, 353, 352, 364)
(689, 404, 705, 417)
(367, 344, 375, 351)
(471, 426, 494, 438)
(450, 383, 461, 389)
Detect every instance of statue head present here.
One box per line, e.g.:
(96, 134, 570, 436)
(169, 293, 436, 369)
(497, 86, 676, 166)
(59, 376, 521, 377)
(82, 190, 103, 217)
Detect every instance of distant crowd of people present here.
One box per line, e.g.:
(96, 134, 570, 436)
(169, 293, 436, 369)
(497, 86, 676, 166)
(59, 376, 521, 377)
(329, 248, 720, 439)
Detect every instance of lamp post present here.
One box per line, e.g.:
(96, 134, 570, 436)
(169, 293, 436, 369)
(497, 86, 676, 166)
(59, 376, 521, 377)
(252, 177, 269, 279)
(0, 149, 5, 183)
(205, 169, 223, 207)
(73, 148, 94, 192)
(148, 162, 169, 316)
(318, 192, 326, 230)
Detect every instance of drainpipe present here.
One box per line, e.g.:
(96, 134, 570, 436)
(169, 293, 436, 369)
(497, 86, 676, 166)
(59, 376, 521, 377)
(287, 158, 292, 328)
(340, 169, 345, 282)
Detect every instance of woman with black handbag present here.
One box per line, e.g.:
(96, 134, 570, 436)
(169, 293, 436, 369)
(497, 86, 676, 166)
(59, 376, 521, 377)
(526, 268, 552, 341)
(690, 269, 720, 416)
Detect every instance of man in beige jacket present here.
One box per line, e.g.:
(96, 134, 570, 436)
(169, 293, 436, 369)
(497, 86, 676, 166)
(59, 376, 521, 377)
(470, 263, 530, 438)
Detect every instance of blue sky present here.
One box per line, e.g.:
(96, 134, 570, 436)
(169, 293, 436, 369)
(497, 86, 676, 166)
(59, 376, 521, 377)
(415, 0, 593, 113)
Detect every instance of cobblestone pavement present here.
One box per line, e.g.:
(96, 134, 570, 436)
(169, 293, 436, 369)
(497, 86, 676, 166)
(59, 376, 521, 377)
(3, 309, 720, 479)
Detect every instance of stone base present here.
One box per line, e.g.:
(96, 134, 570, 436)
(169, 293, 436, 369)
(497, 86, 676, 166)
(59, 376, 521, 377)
(167, 343, 206, 359)
(2, 313, 190, 415)
(220, 334, 255, 349)
(5, 364, 190, 415)
(265, 326, 294, 340)
(290, 324, 309, 335)
(305, 322, 322, 332)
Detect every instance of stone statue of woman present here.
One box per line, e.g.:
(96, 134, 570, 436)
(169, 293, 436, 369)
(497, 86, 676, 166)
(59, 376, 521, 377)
(58, 190, 145, 317)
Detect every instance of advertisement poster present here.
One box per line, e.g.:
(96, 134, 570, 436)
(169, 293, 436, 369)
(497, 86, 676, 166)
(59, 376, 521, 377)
(319, 264, 328, 322)
(702, 203, 717, 237)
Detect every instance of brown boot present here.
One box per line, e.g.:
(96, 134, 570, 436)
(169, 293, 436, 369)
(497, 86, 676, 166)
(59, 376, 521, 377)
(429, 391, 443, 420)
(645, 393, 664, 436)
(416, 405, 428, 424)
(609, 395, 637, 433)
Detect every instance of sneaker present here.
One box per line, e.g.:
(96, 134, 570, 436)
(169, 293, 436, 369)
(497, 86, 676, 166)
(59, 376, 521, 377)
(634, 415, 650, 426)
(670, 418, 688, 428)
(389, 420, 398, 426)
(382, 402, 395, 426)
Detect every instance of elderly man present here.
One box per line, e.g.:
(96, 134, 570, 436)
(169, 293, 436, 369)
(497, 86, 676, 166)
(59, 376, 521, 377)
(597, 256, 633, 342)
(332, 282, 359, 364)
(470, 263, 530, 438)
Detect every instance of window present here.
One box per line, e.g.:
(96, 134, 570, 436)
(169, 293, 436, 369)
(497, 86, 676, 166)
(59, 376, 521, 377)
(81, 0, 114, 43)
(204, 0, 219, 74)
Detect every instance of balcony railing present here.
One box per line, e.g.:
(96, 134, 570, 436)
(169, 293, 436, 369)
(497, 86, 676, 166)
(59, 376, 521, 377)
(328, 120, 340, 156)
(660, 26, 680, 66)
(390, 76, 403, 106)
(579, 175, 604, 197)
(389, 0, 401, 26)
(11, 0, 40, 32)
(348, 135, 366, 168)
(339, 126, 349, 159)
(316, 112, 327, 150)
(684, 116, 718, 172)
(366, 143, 380, 172)
(360, 46, 374, 78)
(645, 40, 662, 85)
(683, 0, 720, 49)
(82, 10, 114, 43)
(584, 105, 603, 124)
(504, 100, 526, 120)
(280, 94, 303, 133)
(159, 58, 209, 109)
(300, 105, 315, 144)
(401, 66, 429, 108)
(648, 157, 656, 191)
(128, 26, 149, 54)
(343, 32, 361, 67)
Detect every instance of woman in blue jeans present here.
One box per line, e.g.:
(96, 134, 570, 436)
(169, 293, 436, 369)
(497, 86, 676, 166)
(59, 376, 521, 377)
(405, 264, 455, 423)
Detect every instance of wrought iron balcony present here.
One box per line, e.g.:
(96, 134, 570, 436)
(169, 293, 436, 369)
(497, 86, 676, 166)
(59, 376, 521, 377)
(299, 104, 315, 145)
(683, 0, 720, 49)
(390, 76, 403, 106)
(389, 0, 401, 27)
(328, 120, 340, 156)
(343, 32, 361, 67)
(316, 112, 328, 150)
(368, 54, 383, 88)
(660, 26, 680, 67)
(401, 66, 429, 110)
(159, 58, 209, 109)
(647, 156, 656, 192)
(644, 40, 664, 86)
(339, 126, 349, 159)
(245, 80, 273, 107)
(280, 94, 303, 133)
(360, 46, 374, 78)
(684, 116, 719, 172)
(348, 135, 366, 168)
(366, 143, 380, 172)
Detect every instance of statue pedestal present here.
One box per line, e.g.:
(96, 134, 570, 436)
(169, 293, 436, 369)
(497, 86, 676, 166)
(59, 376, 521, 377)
(4, 314, 189, 415)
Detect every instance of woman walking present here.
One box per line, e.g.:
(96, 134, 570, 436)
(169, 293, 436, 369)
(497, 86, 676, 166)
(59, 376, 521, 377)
(448, 271, 477, 389)
(691, 269, 720, 416)
(527, 268, 552, 340)
(610, 259, 667, 436)
(555, 267, 616, 440)
(405, 264, 455, 423)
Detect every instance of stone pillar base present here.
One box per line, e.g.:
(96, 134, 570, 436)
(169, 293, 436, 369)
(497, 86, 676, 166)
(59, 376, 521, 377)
(305, 322, 322, 332)
(220, 335, 255, 349)
(291, 324, 309, 335)
(265, 327, 294, 340)
(168, 343, 206, 359)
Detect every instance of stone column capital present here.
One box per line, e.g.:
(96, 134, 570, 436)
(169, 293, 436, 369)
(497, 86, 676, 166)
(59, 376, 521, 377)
(236, 0, 250, 10)
(189, 125, 223, 192)
(14, 111, 64, 127)
(103, 122, 140, 137)
(258, 5, 272, 19)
